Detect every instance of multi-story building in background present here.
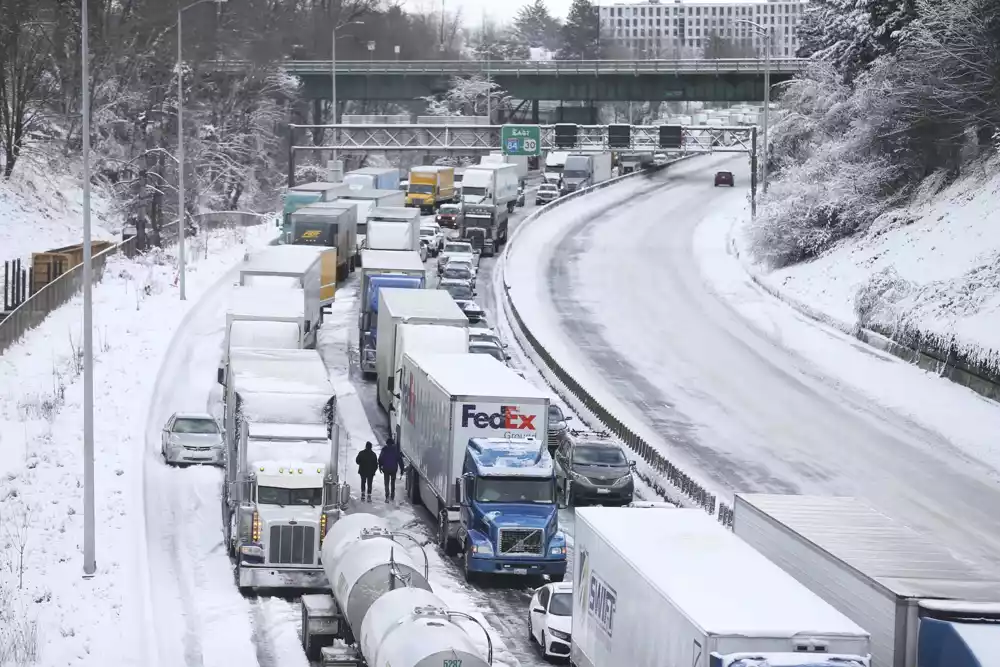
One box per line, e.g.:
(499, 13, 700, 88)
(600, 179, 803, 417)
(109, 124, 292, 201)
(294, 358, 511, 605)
(598, 0, 807, 59)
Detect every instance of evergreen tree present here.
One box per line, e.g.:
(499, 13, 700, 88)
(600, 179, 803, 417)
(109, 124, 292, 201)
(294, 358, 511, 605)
(514, 0, 562, 51)
(797, 0, 917, 82)
(559, 0, 602, 59)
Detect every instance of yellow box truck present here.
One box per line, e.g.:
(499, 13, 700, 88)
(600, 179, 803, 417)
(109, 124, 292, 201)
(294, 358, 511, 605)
(405, 166, 455, 212)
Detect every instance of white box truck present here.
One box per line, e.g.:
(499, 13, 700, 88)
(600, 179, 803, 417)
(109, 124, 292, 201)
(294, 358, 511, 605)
(342, 167, 400, 191)
(461, 163, 519, 213)
(571, 507, 872, 667)
(544, 151, 569, 184)
(219, 285, 311, 384)
(389, 323, 469, 441)
(365, 207, 421, 252)
(238, 247, 326, 334)
(733, 494, 1000, 667)
(562, 153, 613, 193)
(374, 288, 468, 413)
(484, 152, 528, 183)
(398, 351, 569, 583)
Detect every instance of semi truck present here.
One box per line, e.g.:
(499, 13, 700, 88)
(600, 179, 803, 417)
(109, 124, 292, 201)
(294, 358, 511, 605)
(398, 351, 568, 581)
(357, 249, 426, 376)
(620, 153, 653, 174)
(483, 152, 528, 184)
(570, 507, 872, 667)
(299, 513, 494, 666)
(365, 207, 421, 252)
(561, 153, 613, 193)
(544, 151, 569, 185)
(281, 182, 342, 242)
(460, 164, 518, 256)
(239, 245, 328, 322)
(218, 285, 312, 385)
(733, 494, 1000, 667)
(373, 288, 468, 413)
(406, 166, 456, 211)
(221, 347, 343, 591)
(289, 204, 357, 280)
(342, 167, 400, 191)
(388, 323, 469, 444)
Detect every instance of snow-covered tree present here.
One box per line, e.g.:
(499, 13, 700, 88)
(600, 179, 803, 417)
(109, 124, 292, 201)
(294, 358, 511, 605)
(422, 75, 512, 119)
(559, 0, 602, 59)
(514, 0, 563, 52)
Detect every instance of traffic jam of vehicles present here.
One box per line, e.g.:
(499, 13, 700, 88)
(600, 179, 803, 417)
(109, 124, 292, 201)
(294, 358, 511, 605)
(161, 150, 1000, 667)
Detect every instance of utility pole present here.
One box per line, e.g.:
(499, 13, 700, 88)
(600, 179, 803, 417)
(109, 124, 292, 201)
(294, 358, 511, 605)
(81, 0, 96, 579)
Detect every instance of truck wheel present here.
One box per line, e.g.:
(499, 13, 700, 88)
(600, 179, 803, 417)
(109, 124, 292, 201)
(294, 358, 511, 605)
(408, 467, 421, 506)
(437, 510, 451, 555)
(463, 549, 478, 584)
(549, 573, 565, 583)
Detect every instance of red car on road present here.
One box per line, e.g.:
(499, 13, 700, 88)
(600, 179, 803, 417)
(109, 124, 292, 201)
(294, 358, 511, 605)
(435, 204, 461, 228)
(714, 171, 735, 187)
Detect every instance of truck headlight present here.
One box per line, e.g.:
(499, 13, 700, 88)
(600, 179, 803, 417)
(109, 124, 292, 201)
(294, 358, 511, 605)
(471, 543, 493, 556)
(240, 544, 264, 558)
(549, 546, 566, 556)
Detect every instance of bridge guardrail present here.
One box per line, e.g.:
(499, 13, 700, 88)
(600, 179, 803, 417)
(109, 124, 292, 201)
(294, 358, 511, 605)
(0, 211, 269, 356)
(499, 160, 735, 526)
(209, 58, 808, 76)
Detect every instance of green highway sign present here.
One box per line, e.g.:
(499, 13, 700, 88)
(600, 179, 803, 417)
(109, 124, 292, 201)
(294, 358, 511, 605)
(501, 124, 541, 157)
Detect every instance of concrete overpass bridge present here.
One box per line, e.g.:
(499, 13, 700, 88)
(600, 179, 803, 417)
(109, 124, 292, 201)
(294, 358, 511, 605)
(212, 58, 807, 104)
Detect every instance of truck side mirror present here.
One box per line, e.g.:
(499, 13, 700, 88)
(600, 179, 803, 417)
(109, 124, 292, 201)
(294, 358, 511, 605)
(559, 481, 572, 509)
(217, 368, 225, 385)
(387, 376, 394, 392)
(455, 478, 464, 505)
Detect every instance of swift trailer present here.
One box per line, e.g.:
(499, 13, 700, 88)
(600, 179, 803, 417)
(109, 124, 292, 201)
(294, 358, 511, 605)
(221, 348, 345, 591)
(290, 204, 357, 280)
(218, 285, 312, 385)
(374, 288, 468, 415)
(366, 207, 421, 252)
(398, 351, 568, 581)
(357, 250, 426, 376)
(388, 324, 469, 443)
(571, 507, 872, 667)
(240, 245, 334, 312)
(342, 167, 400, 191)
(733, 494, 1000, 667)
(299, 513, 495, 667)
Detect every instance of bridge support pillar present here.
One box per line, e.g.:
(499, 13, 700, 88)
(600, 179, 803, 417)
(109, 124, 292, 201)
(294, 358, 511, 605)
(312, 99, 325, 145)
(531, 100, 539, 124)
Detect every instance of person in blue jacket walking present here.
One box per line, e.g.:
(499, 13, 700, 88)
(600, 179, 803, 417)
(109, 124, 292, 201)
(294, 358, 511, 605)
(378, 437, 401, 501)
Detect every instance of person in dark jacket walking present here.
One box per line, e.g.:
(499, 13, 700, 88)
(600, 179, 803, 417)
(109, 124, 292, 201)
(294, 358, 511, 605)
(378, 438, 401, 501)
(356, 442, 379, 501)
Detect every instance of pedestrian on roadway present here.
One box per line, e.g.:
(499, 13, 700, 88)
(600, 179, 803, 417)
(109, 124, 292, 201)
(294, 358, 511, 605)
(356, 442, 379, 501)
(379, 438, 401, 501)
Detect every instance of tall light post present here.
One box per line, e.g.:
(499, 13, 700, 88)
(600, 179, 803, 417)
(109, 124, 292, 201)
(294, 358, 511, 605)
(177, 0, 228, 301)
(367, 40, 375, 64)
(80, 0, 96, 578)
(736, 18, 771, 193)
(331, 20, 364, 165)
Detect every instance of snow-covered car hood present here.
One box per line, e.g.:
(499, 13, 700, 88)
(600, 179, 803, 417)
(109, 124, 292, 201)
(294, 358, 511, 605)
(455, 300, 484, 313)
(545, 613, 572, 636)
(168, 432, 223, 448)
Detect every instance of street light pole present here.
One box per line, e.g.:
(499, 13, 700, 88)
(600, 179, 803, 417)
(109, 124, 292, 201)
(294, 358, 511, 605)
(330, 21, 364, 166)
(81, 0, 96, 578)
(736, 18, 771, 194)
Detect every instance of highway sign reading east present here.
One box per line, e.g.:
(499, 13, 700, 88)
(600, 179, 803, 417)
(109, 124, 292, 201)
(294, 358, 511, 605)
(501, 125, 541, 157)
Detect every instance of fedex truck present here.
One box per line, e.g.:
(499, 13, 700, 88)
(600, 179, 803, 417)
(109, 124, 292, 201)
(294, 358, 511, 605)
(397, 351, 566, 581)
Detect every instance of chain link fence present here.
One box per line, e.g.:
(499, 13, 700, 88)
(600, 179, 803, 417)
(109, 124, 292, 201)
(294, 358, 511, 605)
(0, 211, 269, 356)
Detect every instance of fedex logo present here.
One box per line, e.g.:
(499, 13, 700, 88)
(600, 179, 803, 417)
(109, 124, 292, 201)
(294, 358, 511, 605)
(461, 404, 537, 430)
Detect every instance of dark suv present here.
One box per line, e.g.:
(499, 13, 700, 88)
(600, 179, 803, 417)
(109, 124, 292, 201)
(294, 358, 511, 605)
(553, 432, 635, 506)
(714, 171, 734, 187)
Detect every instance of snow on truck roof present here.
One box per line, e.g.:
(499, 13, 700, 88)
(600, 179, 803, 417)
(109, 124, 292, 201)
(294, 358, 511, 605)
(467, 437, 553, 477)
(229, 320, 301, 350)
(361, 249, 425, 272)
(379, 288, 467, 321)
(736, 494, 1000, 600)
(242, 245, 323, 275)
(228, 286, 305, 320)
(577, 508, 868, 637)
(229, 348, 333, 396)
(405, 351, 548, 399)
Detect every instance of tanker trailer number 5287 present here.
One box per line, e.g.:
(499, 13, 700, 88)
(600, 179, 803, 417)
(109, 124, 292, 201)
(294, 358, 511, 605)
(443, 661, 462, 667)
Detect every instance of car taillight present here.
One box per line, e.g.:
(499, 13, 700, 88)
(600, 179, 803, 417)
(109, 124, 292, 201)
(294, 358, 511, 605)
(252, 511, 260, 542)
(320, 512, 328, 544)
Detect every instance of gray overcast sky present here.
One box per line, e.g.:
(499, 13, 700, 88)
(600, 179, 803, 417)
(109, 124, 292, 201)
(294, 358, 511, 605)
(403, 0, 576, 26)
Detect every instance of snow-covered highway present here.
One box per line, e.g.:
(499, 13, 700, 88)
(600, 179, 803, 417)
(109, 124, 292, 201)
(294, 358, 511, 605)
(506, 154, 1000, 573)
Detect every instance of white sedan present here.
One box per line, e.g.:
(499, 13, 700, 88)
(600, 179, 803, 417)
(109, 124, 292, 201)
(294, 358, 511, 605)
(161, 412, 224, 466)
(528, 581, 573, 660)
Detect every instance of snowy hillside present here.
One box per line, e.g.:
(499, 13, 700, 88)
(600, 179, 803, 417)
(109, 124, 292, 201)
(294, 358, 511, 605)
(745, 159, 1000, 370)
(0, 156, 118, 288)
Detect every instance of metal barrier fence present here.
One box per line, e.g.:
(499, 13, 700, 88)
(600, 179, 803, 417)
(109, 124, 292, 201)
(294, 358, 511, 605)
(500, 160, 736, 527)
(0, 211, 269, 356)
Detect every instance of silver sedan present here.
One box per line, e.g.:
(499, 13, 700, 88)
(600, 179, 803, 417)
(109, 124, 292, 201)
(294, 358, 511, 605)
(161, 412, 224, 466)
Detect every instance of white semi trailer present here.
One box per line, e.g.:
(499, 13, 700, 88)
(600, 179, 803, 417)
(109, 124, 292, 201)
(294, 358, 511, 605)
(299, 512, 495, 667)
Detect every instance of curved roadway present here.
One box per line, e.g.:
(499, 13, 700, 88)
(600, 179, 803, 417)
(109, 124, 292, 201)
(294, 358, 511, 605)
(541, 155, 1000, 571)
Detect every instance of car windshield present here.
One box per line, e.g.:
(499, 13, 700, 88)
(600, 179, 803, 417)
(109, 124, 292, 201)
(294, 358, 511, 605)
(444, 243, 472, 253)
(420, 228, 435, 237)
(548, 406, 564, 422)
(573, 445, 627, 466)
(549, 593, 572, 616)
(470, 344, 505, 362)
(475, 478, 553, 503)
(444, 284, 473, 300)
(463, 186, 486, 197)
(172, 418, 219, 434)
(440, 206, 459, 214)
(540, 186, 557, 193)
(409, 183, 434, 193)
(564, 170, 587, 179)
(257, 486, 323, 506)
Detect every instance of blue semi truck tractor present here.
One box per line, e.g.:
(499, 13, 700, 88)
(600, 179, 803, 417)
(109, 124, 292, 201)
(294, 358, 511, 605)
(398, 349, 568, 583)
(356, 248, 426, 376)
